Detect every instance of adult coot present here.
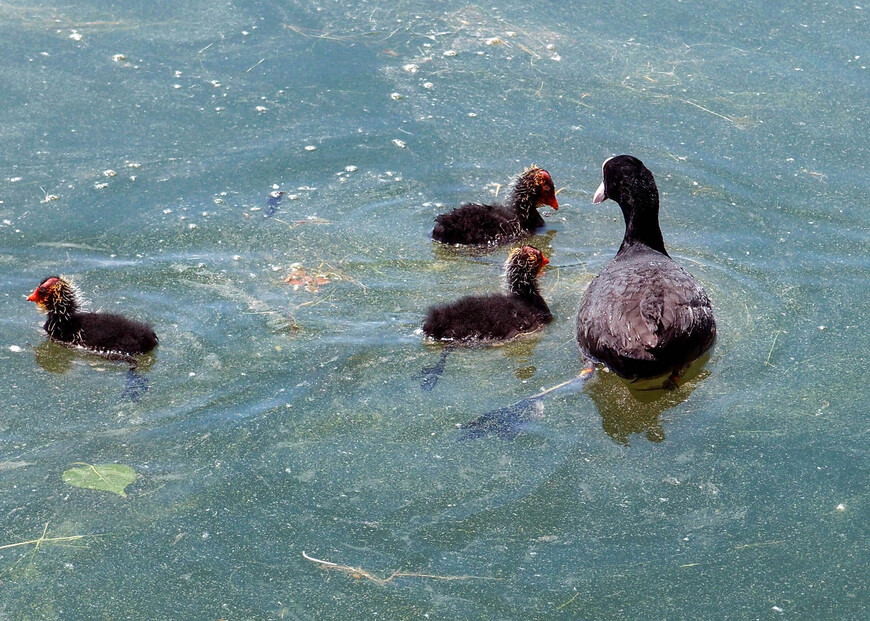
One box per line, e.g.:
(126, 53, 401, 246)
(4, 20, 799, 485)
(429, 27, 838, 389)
(576, 155, 715, 382)
(432, 166, 559, 246)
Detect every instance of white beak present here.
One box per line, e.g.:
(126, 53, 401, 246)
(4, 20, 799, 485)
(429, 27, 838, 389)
(592, 180, 606, 204)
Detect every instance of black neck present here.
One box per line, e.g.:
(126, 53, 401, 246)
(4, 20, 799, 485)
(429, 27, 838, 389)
(506, 267, 542, 301)
(617, 186, 668, 256)
(44, 286, 80, 329)
(507, 183, 539, 224)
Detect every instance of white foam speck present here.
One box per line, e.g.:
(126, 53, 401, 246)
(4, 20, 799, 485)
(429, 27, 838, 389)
(9, 345, 23, 353)
(392, 139, 406, 148)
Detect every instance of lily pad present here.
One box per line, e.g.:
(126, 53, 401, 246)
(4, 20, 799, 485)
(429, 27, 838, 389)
(62, 463, 137, 497)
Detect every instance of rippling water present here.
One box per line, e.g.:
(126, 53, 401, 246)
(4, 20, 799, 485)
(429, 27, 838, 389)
(1, 1, 867, 619)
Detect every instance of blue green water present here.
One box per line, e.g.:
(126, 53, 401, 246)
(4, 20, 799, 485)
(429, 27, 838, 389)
(1, 1, 867, 618)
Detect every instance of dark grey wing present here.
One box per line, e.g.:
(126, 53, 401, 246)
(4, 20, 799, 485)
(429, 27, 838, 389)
(637, 261, 716, 360)
(577, 262, 654, 363)
(576, 256, 715, 375)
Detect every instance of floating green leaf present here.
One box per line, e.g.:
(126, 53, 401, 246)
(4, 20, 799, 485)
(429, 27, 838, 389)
(62, 463, 137, 497)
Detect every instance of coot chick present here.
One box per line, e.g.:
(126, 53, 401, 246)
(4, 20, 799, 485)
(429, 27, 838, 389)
(424, 245, 552, 342)
(576, 155, 716, 382)
(432, 166, 559, 245)
(28, 276, 158, 361)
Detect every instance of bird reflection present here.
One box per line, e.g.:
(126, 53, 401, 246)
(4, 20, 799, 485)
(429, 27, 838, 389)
(33, 339, 75, 374)
(33, 340, 156, 401)
(421, 332, 545, 391)
(430, 229, 558, 261)
(460, 354, 711, 444)
(586, 355, 711, 445)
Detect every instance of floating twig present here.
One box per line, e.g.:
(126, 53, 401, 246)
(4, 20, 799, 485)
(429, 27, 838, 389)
(734, 540, 784, 551)
(765, 330, 782, 367)
(0, 522, 96, 555)
(681, 99, 738, 125)
(302, 551, 500, 585)
(272, 216, 332, 230)
(556, 591, 581, 610)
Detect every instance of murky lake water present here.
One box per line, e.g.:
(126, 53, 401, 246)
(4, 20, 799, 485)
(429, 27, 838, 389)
(1, 1, 867, 618)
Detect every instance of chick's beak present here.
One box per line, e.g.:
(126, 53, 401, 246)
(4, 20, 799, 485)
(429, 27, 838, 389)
(546, 193, 559, 210)
(541, 255, 549, 267)
(27, 289, 39, 302)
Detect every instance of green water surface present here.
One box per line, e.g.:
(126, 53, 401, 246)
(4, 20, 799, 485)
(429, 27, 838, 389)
(1, 1, 867, 619)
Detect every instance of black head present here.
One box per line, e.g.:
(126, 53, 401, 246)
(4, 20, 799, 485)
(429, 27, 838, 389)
(592, 155, 656, 207)
(592, 155, 666, 254)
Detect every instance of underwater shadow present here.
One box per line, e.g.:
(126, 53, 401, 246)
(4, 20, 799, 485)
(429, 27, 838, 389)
(430, 229, 558, 261)
(585, 355, 711, 446)
(420, 332, 545, 392)
(33, 340, 157, 402)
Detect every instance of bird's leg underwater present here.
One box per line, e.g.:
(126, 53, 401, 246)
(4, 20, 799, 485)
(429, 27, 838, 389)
(460, 365, 596, 438)
(420, 347, 452, 392)
(120, 366, 150, 402)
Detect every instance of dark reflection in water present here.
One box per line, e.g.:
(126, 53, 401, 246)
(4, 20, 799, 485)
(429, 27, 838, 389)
(585, 369, 707, 445)
(586, 353, 712, 445)
(33, 339, 76, 374)
(420, 333, 545, 391)
(501, 334, 543, 380)
(429, 229, 558, 261)
(461, 354, 711, 443)
(32, 340, 157, 401)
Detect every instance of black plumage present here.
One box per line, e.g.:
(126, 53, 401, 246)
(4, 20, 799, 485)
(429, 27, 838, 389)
(423, 246, 552, 343)
(576, 155, 716, 380)
(28, 276, 158, 360)
(432, 166, 559, 245)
